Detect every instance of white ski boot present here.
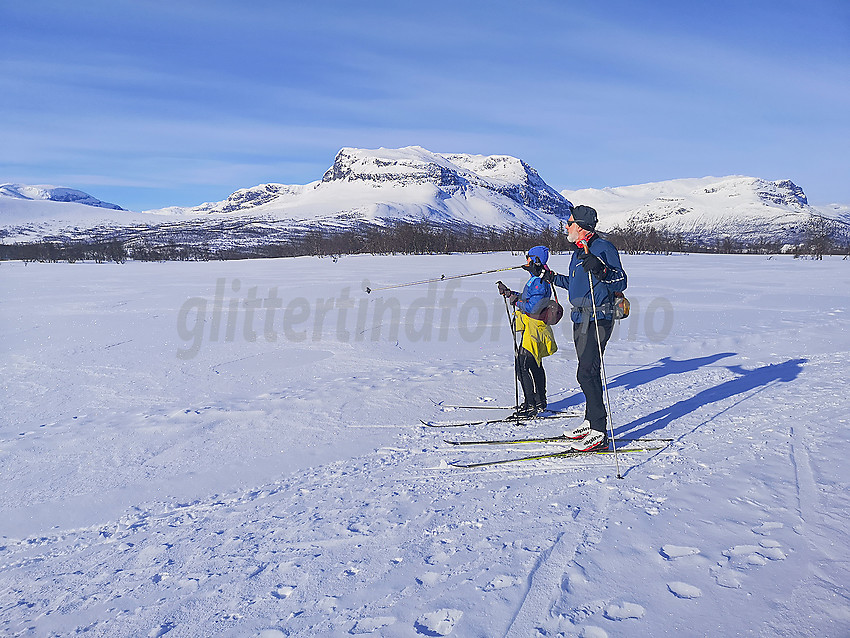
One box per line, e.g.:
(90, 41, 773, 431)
(571, 429, 608, 452)
(563, 419, 591, 440)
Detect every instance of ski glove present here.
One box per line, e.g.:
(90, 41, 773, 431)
(496, 281, 511, 297)
(541, 269, 557, 284)
(580, 252, 608, 279)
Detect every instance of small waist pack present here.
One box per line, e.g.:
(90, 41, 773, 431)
(539, 299, 564, 325)
(539, 285, 564, 325)
(613, 291, 630, 320)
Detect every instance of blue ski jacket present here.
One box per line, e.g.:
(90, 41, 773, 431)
(551, 235, 627, 323)
(516, 274, 552, 317)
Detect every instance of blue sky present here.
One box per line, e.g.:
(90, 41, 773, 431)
(2, 0, 848, 210)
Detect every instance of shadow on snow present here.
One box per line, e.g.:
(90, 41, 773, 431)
(548, 353, 806, 440)
(614, 358, 806, 440)
(549, 352, 738, 412)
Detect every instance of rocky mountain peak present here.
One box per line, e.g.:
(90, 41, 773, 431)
(320, 146, 572, 218)
(759, 179, 808, 207)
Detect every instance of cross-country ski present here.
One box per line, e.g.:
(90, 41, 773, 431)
(448, 445, 668, 468)
(421, 409, 583, 428)
(445, 435, 675, 446)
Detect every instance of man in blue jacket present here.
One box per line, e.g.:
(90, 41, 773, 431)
(544, 205, 627, 451)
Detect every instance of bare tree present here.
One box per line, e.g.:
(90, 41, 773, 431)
(804, 215, 837, 260)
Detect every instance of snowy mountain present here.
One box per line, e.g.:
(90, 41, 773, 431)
(0, 183, 124, 210)
(0, 147, 573, 246)
(562, 176, 850, 243)
(152, 146, 572, 227)
(2, 149, 848, 248)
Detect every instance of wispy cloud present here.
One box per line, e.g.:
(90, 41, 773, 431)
(2, 0, 848, 208)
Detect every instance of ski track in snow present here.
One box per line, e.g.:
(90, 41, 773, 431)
(1, 254, 850, 637)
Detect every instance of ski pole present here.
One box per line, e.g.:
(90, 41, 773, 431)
(503, 295, 520, 410)
(579, 241, 622, 479)
(365, 265, 522, 294)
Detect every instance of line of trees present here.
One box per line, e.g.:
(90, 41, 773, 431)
(0, 240, 129, 263)
(605, 216, 850, 257)
(1, 218, 847, 263)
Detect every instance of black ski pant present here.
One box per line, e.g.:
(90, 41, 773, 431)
(516, 347, 546, 408)
(573, 318, 614, 433)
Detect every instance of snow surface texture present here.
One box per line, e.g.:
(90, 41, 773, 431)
(2, 253, 850, 637)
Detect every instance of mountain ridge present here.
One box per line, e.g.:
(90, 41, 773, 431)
(2, 147, 848, 248)
(148, 146, 573, 228)
(561, 175, 849, 242)
(0, 184, 124, 210)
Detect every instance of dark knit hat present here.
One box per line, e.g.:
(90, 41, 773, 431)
(571, 205, 598, 231)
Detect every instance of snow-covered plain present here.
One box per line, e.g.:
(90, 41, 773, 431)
(1, 252, 849, 637)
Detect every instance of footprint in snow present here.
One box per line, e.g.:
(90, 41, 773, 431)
(425, 550, 452, 565)
(723, 541, 787, 568)
(482, 574, 519, 591)
(667, 582, 702, 599)
(350, 616, 396, 634)
(710, 538, 787, 588)
(660, 544, 700, 560)
(559, 563, 589, 595)
(755, 539, 787, 560)
(416, 571, 445, 586)
(148, 622, 176, 638)
(271, 585, 296, 599)
(710, 565, 742, 589)
(751, 521, 783, 536)
(603, 602, 645, 621)
(414, 609, 463, 636)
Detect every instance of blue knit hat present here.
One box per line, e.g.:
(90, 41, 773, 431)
(527, 245, 549, 265)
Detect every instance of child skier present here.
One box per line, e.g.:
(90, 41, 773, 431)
(496, 245, 557, 418)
